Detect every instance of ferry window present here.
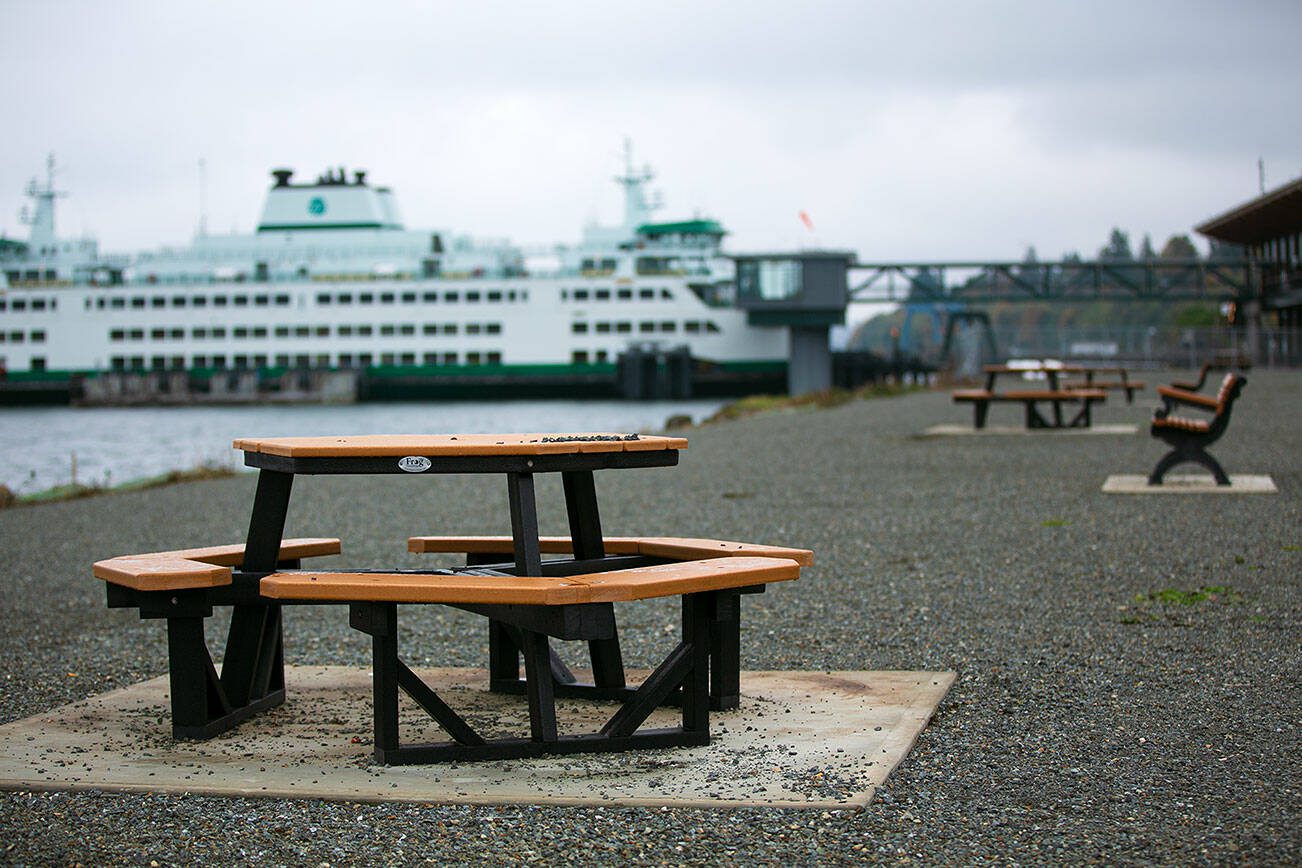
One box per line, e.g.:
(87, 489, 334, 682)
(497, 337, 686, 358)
(443, 291, 459, 302)
(617, 289, 632, 300)
(275, 354, 290, 367)
(706, 321, 721, 333)
(595, 289, 610, 301)
(255, 327, 269, 338)
(275, 326, 290, 337)
(255, 355, 269, 367)
(171, 296, 187, 307)
(192, 296, 207, 307)
(170, 329, 184, 339)
(466, 291, 481, 303)
(30, 357, 46, 372)
(595, 322, 611, 334)
(295, 354, 310, 367)
(0, 301, 7, 311)
(359, 293, 374, 304)
(131, 297, 146, 308)
(466, 352, 482, 365)
(572, 350, 589, 364)
(317, 293, 332, 304)
(11, 300, 26, 312)
(639, 288, 654, 300)
(33, 299, 47, 311)
(129, 329, 144, 340)
(151, 297, 165, 309)
(234, 327, 249, 339)
(508, 291, 517, 302)
(660, 321, 676, 332)
(660, 289, 673, 300)
(380, 325, 396, 337)
(31, 330, 46, 343)
(560, 290, 568, 301)
(485, 323, 501, 335)
(573, 289, 590, 301)
(522, 290, 529, 301)
(211, 327, 226, 338)
(615, 322, 631, 334)
(93, 299, 103, 310)
(358, 325, 373, 336)
(110, 329, 125, 341)
(423, 324, 438, 335)
(211, 354, 226, 368)
(192, 355, 207, 368)
(487, 351, 502, 364)
(233, 295, 249, 307)
(152, 357, 167, 370)
(192, 327, 207, 339)
(441, 352, 457, 365)
(399, 324, 415, 336)
(400, 352, 415, 365)
(234, 355, 249, 368)
(381, 353, 396, 365)
(338, 353, 353, 367)
(294, 326, 310, 337)
(254, 295, 269, 306)
(274, 294, 291, 305)
(336, 325, 352, 337)
(684, 321, 701, 333)
(213, 296, 227, 307)
(152, 328, 167, 340)
(401, 292, 416, 304)
(571, 323, 588, 334)
(316, 354, 329, 367)
(50, 298, 57, 310)
(111, 356, 126, 371)
(171, 356, 185, 369)
(465, 324, 481, 335)
(443, 324, 457, 335)
(0, 333, 5, 343)
(359, 353, 373, 365)
(487, 291, 502, 302)
(423, 353, 438, 365)
(380, 293, 395, 304)
(596, 350, 609, 363)
(422, 292, 438, 303)
(638, 321, 655, 333)
(110, 298, 125, 309)
(337, 293, 352, 304)
(314, 326, 329, 337)
(130, 356, 145, 370)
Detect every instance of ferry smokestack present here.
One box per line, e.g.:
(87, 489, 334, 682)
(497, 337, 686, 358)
(354, 170, 367, 186)
(271, 168, 294, 187)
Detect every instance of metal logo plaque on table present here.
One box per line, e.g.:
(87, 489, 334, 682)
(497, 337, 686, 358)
(397, 456, 432, 473)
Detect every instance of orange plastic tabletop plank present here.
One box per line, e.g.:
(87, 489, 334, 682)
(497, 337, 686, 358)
(259, 572, 590, 605)
(169, 537, 342, 567)
(93, 556, 232, 592)
(574, 556, 801, 603)
(407, 536, 642, 555)
(634, 537, 814, 567)
(233, 433, 688, 458)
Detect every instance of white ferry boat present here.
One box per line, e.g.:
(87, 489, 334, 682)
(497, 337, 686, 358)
(0, 150, 788, 400)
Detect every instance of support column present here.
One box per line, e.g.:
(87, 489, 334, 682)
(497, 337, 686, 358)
(787, 325, 832, 396)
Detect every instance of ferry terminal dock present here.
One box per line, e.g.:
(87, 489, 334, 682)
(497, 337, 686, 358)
(0, 372, 1298, 862)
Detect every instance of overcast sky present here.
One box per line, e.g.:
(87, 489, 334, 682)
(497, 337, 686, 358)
(3, 1, 1300, 262)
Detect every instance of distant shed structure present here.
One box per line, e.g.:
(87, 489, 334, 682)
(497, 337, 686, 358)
(1196, 176, 1302, 366)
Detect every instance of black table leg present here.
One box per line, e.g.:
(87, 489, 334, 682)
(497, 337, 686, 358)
(562, 470, 626, 690)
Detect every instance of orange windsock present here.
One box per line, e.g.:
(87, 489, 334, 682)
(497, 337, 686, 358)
(798, 210, 814, 231)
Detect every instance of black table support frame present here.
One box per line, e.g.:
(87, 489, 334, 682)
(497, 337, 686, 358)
(352, 591, 715, 764)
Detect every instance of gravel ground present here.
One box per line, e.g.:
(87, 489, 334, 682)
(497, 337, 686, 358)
(1, 369, 1298, 865)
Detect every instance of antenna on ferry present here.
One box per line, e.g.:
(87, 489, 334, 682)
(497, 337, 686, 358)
(198, 157, 209, 238)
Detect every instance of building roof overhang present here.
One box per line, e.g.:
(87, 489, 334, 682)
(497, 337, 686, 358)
(1196, 176, 1302, 245)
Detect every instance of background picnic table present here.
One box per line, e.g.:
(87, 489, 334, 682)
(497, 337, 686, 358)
(1, 369, 1298, 863)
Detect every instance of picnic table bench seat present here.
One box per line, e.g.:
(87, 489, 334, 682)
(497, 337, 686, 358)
(952, 387, 1107, 429)
(406, 534, 815, 566)
(260, 555, 803, 764)
(1149, 373, 1247, 485)
(93, 538, 342, 591)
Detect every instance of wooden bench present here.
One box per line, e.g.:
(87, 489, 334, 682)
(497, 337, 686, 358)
(1149, 373, 1247, 485)
(259, 556, 803, 764)
(952, 388, 1108, 429)
(1170, 362, 1215, 393)
(93, 538, 342, 591)
(1062, 377, 1145, 404)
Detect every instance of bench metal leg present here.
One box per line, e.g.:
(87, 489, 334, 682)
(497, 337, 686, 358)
(358, 593, 717, 764)
(1149, 445, 1231, 486)
(708, 592, 741, 711)
(972, 401, 990, 429)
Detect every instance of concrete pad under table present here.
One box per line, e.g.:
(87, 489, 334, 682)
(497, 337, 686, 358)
(919, 423, 1138, 438)
(1102, 473, 1278, 494)
(0, 666, 954, 810)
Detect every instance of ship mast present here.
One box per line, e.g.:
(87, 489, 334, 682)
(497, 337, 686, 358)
(613, 138, 660, 230)
(21, 152, 65, 248)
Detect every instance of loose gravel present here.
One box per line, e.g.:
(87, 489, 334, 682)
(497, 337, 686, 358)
(1, 369, 1298, 865)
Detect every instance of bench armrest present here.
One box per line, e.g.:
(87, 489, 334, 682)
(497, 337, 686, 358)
(1156, 385, 1218, 410)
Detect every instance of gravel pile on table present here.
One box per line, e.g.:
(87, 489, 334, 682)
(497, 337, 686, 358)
(1, 370, 1298, 864)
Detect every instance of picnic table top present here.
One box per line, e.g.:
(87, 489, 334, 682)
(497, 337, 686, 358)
(232, 433, 689, 458)
(983, 363, 1129, 374)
